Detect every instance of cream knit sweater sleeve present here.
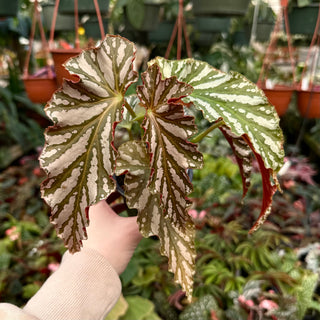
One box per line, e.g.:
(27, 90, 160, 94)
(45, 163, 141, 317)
(0, 248, 122, 320)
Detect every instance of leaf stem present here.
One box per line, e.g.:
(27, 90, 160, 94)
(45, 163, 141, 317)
(190, 118, 225, 143)
(124, 100, 136, 118)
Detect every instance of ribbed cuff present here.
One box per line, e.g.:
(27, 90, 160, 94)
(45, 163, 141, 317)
(23, 248, 122, 320)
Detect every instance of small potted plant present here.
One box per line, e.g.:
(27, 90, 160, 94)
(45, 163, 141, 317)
(39, 35, 284, 299)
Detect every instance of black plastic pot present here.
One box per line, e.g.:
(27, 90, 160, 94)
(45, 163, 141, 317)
(192, 0, 250, 16)
(59, 0, 110, 15)
(0, 0, 18, 17)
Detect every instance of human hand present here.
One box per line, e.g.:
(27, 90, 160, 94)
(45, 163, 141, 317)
(82, 200, 142, 274)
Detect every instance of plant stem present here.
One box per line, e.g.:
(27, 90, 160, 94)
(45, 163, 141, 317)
(124, 100, 136, 118)
(190, 118, 225, 143)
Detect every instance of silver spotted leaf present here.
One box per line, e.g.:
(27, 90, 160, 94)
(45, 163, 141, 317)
(40, 35, 138, 252)
(137, 63, 203, 228)
(115, 141, 196, 300)
(150, 57, 284, 229)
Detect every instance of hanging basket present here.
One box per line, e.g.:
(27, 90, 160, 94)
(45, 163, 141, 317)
(23, 0, 58, 105)
(24, 74, 57, 104)
(192, 0, 250, 16)
(49, 0, 105, 86)
(297, 89, 320, 118)
(262, 85, 294, 116)
(51, 48, 81, 86)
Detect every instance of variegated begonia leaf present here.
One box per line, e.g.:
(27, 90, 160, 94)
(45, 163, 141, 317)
(40, 35, 138, 252)
(219, 125, 252, 198)
(115, 141, 196, 300)
(137, 63, 203, 228)
(150, 57, 284, 229)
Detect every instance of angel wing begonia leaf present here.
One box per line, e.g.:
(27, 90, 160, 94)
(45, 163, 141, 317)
(40, 35, 138, 252)
(150, 57, 284, 228)
(219, 125, 252, 198)
(137, 64, 203, 228)
(115, 141, 196, 300)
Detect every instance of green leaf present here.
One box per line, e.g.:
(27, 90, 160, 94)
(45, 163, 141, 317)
(40, 35, 138, 252)
(115, 140, 196, 300)
(105, 295, 128, 320)
(121, 296, 161, 320)
(137, 63, 203, 227)
(151, 57, 284, 229)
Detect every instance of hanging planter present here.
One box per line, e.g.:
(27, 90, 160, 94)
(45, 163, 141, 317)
(126, 0, 163, 31)
(192, 0, 250, 16)
(297, 89, 320, 118)
(49, 0, 105, 86)
(257, 3, 296, 117)
(59, 0, 110, 15)
(0, 0, 18, 17)
(23, 0, 58, 104)
(24, 69, 58, 104)
(262, 85, 294, 116)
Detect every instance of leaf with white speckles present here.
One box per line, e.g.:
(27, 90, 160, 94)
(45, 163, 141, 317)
(115, 141, 196, 300)
(40, 35, 138, 252)
(137, 64, 203, 228)
(150, 57, 284, 230)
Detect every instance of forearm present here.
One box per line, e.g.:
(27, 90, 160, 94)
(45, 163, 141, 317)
(23, 248, 121, 320)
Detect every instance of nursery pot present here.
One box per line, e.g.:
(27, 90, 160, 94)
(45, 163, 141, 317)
(288, 4, 319, 35)
(148, 21, 174, 43)
(51, 49, 81, 86)
(41, 3, 75, 31)
(194, 16, 231, 33)
(192, 0, 250, 16)
(126, 0, 162, 31)
(59, 0, 110, 15)
(0, 0, 18, 17)
(262, 85, 294, 116)
(297, 89, 320, 118)
(23, 77, 58, 104)
(256, 22, 274, 42)
(83, 16, 108, 38)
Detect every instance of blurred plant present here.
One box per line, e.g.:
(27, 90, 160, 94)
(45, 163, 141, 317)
(0, 68, 47, 169)
(0, 154, 64, 305)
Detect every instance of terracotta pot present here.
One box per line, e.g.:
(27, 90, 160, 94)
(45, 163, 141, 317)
(297, 90, 320, 118)
(262, 85, 294, 116)
(23, 77, 58, 104)
(51, 49, 81, 86)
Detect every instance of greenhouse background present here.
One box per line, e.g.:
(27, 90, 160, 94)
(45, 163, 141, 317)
(1, 0, 320, 319)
